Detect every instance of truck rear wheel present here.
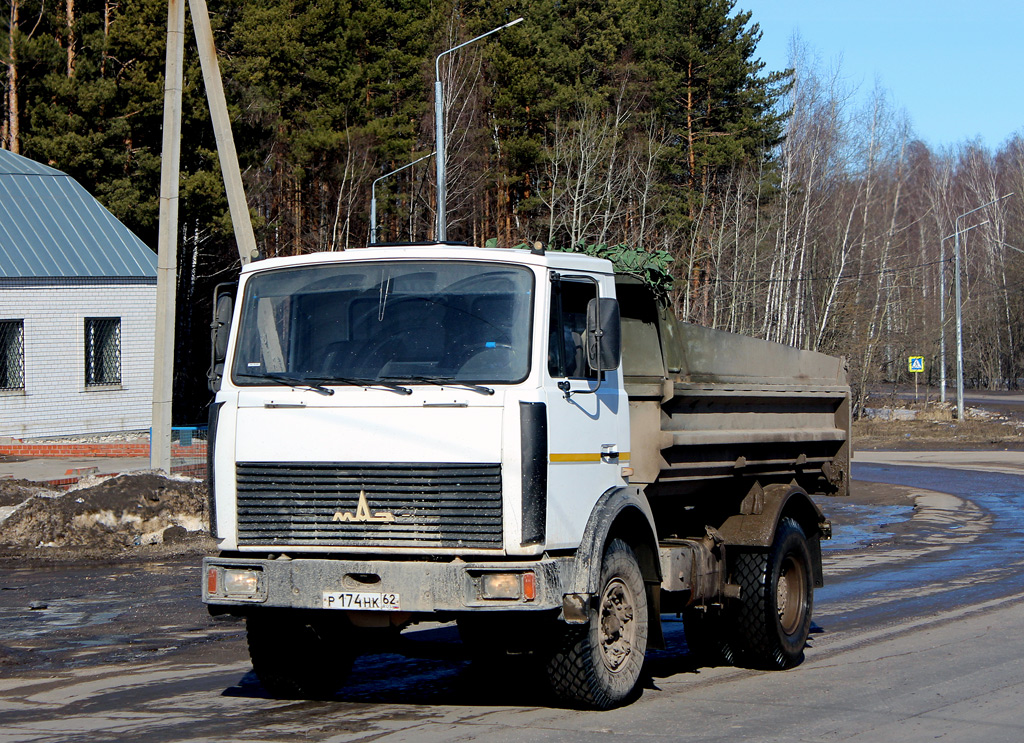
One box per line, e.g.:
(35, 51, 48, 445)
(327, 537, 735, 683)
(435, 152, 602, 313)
(246, 610, 354, 699)
(546, 538, 648, 709)
(730, 516, 813, 669)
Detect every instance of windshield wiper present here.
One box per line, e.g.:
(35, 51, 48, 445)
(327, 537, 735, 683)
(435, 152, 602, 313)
(304, 375, 415, 395)
(367, 380, 413, 395)
(236, 372, 335, 396)
(397, 375, 495, 396)
(240, 372, 412, 396)
(318, 376, 413, 395)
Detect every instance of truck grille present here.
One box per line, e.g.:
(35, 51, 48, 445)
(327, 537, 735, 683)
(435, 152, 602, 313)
(235, 462, 502, 548)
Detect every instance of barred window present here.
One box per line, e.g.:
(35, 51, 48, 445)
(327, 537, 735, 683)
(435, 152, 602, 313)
(85, 317, 121, 386)
(0, 320, 25, 390)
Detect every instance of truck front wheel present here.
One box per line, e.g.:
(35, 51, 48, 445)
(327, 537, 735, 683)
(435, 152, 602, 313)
(246, 609, 354, 699)
(731, 516, 813, 669)
(546, 538, 648, 709)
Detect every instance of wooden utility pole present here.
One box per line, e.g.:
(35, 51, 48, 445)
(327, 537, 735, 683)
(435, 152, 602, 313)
(189, 0, 258, 264)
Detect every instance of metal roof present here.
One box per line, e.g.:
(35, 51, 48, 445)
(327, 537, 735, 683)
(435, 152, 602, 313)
(0, 150, 156, 279)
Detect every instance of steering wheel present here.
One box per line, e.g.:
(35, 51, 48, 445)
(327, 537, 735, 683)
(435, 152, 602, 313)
(355, 326, 439, 373)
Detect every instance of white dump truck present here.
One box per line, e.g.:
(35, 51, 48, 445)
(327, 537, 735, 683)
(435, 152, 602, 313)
(202, 243, 850, 708)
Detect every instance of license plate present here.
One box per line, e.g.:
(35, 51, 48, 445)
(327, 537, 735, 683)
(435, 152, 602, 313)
(322, 591, 400, 611)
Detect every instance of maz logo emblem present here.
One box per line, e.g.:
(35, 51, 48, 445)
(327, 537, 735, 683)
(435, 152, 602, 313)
(333, 490, 395, 523)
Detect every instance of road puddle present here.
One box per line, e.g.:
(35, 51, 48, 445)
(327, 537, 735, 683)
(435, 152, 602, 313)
(823, 500, 915, 551)
(0, 559, 241, 674)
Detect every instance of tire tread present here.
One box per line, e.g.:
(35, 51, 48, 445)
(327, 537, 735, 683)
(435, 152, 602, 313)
(545, 538, 648, 709)
(729, 516, 812, 670)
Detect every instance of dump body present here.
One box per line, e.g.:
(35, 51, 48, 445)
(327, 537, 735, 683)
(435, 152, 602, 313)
(619, 275, 849, 513)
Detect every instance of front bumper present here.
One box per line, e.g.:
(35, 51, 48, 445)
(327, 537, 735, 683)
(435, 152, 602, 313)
(202, 554, 574, 613)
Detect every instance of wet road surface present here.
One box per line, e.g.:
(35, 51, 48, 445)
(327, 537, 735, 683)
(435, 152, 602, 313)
(821, 464, 1024, 633)
(1, 458, 1023, 742)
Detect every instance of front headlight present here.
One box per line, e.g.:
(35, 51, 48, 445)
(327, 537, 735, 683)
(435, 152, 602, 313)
(223, 568, 261, 596)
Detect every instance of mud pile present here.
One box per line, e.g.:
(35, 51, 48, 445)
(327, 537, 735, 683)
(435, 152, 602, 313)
(0, 473, 208, 553)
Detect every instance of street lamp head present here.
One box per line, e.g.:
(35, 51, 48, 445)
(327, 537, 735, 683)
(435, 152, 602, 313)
(435, 17, 526, 79)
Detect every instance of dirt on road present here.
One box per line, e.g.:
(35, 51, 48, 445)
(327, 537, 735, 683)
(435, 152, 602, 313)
(0, 473, 213, 562)
(0, 473, 221, 677)
(854, 416, 1024, 450)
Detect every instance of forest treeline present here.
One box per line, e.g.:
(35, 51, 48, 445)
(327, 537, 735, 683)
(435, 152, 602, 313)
(2, 0, 1022, 419)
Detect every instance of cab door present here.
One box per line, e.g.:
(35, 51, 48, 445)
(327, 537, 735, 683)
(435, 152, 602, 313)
(542, 273, 629, 549)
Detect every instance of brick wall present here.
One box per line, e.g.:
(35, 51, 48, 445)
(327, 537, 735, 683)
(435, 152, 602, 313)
(0, 278, 157, 438)
(0, 441, 205, 457)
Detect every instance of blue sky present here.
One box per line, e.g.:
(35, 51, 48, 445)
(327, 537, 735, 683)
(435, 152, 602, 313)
(741, 1, 1023, 151)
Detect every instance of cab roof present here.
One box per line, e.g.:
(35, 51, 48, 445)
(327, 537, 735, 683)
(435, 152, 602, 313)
(240, 244, 615, 276)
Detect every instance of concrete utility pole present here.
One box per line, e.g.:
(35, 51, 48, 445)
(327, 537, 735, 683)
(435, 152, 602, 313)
(151, 0, 185, 474)
(940, 226, 982, 404)
(434, 17, 522, 242)
(939, 234, 950, 403)
(953, 193, 1013, 421)
(152, 0, 261, 472)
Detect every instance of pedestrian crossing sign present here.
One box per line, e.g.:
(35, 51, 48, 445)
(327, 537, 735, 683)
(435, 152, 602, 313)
(908, 356, 924, 373)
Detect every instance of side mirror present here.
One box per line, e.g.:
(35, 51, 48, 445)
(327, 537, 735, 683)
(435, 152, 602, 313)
(585, 298, 621, 372)
(208, 285, 235, 391)
(212, 293, 234, 362)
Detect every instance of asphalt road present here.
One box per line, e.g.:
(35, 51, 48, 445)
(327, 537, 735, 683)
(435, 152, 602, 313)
(889, 386, 1024, 411)
(1, 454, 1023, 742)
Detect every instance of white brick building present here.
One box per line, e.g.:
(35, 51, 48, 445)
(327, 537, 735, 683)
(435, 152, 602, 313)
(0, 151, 157, 438)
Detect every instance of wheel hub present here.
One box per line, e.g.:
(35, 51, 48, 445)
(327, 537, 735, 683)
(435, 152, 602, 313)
(599, 577, 636, 672)
(776, 554, 806, 635)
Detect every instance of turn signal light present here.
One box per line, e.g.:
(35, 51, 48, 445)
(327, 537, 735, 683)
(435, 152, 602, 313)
(523, 571, 536, 601)
(207, 567, 218, 595)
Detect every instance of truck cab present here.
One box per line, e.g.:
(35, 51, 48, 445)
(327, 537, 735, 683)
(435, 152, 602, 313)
(207, 244, 630, 553)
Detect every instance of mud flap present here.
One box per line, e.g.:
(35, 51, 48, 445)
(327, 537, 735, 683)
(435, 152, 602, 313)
(716, 482, 828, 587)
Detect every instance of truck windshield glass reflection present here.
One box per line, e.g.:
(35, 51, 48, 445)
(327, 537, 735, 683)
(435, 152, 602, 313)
(231, 261, 533, 386)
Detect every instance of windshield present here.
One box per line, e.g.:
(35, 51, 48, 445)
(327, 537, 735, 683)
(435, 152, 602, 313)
(231, 260, 534, 386)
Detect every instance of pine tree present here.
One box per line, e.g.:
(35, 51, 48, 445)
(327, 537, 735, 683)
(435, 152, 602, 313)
(643, 0, 789, 225)
(639, 0, 789, 320)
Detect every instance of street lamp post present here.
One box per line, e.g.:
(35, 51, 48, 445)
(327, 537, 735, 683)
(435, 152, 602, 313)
(434, 17, 523, 242)
(370, 152, 434, 244)
(939, 224, 985, 404)
(953, 193, 1013, 420)
(939, 233, 951, 403)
